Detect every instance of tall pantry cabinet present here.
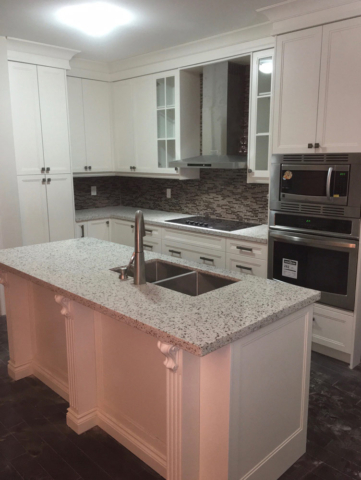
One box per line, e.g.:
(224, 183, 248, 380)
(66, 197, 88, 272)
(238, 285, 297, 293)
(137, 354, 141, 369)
(8, 61, 75, 246)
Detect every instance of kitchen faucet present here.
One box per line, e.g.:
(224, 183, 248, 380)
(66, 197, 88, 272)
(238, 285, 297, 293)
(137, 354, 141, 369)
(127, 210, 146, 285)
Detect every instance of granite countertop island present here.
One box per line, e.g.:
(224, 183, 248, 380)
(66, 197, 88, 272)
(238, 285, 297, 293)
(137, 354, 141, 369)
(0, 237, 319, 356)
(75, 206, 269, 244)
(0, 238, 320, 480)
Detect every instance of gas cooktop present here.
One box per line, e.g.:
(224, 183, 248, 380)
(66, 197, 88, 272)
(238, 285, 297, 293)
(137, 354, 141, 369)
(166, 216, 260, 232)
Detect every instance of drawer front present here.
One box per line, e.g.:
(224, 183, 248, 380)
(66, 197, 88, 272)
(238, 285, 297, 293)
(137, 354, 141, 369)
(312, 304, 354, 354)
(226, 238, 267, 260)
(226, 254, 267, 278)
(162, 240, 226, 269)
(162, 227, 225, 252)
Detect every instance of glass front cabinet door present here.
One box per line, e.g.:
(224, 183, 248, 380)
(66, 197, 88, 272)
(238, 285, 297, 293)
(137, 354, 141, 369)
(248, 49, 274, 184)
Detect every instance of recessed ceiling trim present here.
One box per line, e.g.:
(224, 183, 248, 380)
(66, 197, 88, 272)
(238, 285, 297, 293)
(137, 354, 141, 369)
(7, 37, 80, 69)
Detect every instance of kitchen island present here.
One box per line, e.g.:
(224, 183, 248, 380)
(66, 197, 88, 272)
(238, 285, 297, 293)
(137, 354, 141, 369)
(0, 238, 320, 480)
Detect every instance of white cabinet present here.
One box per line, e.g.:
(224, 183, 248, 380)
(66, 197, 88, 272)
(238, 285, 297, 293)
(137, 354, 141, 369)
(67, 77, 113, 173)
(248, 49, 274, 184)
(88, 219, 111, 241)
(67, 77, 87, 173)
(273, 27, 322, 154)
(8, 62, 44, 176)
(111, 219, 134, 246)
(17, 175, 75, 246)
(312, 304, 354, 354)
(37, 67, 71, 175)
(273, 17, 361, 154)
(162, 239, 226, 269)
(113, 80, 134, 172)
(9, 62, 71, 175)
(225, 238, 268, 278)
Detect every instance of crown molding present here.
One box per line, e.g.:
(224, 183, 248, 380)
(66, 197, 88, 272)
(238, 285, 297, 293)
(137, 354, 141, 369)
(108, 23, 274, 81)
(258, 0, 361, 35)
(7, 37, 80, 69)
(68, 57, 111, 81)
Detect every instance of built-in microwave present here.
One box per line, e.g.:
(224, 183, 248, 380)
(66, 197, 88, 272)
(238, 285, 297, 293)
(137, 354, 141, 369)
(270, 154, 361, 218)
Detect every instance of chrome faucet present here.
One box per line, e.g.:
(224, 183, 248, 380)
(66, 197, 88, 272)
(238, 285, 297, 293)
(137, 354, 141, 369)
(127, 210, 146, 285)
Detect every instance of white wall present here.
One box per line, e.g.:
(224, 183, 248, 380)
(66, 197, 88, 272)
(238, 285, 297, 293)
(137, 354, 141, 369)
(0, 36, 23, 314)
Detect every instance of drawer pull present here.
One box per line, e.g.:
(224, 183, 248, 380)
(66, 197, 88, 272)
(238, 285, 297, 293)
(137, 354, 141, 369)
(169, 249, 181, 255)
(81, 225, 85, 238)
(236, 246, 253, 252)
(145, 229, 153, 234)
(143, 244, 153, 250)
(236, 265, 252, 271)
(200, 256, 214, 263)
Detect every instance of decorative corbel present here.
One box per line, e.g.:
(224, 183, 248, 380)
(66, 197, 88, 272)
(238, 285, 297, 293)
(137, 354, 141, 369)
(55, 295, 72, 320)
(157, 341, 179, 372)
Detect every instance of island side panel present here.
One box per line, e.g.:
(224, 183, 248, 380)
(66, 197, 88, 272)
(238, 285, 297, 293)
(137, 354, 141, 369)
(0, 271, 33, 380)
(228, 305, 313, 480)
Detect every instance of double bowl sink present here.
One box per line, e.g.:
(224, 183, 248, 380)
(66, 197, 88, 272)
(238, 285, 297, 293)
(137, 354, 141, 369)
(111, 259, 238, 296)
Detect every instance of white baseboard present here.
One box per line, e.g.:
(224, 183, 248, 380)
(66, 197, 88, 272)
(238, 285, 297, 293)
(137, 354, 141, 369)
(312, 342, 351, 364)
(67, 408, 98, 434)
(32, 361, 69, 401)
(8, 360, 32, 380)
(97, 409, 167, 478)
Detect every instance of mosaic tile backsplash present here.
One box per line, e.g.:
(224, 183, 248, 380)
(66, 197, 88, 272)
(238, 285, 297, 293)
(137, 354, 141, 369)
(74, 170, 269, 224)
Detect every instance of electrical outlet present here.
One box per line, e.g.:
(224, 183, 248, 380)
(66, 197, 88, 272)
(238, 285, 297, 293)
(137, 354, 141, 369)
(166, 188, 171, 199)
(91, 186, 97, 196)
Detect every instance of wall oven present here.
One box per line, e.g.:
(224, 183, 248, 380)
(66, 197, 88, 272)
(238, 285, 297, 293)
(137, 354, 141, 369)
(268, 212, 359, 311)
(270, 153, 361, 218)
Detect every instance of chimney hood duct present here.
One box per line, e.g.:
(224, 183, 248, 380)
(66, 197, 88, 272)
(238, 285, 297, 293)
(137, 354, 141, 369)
(170, 61, 248, 169)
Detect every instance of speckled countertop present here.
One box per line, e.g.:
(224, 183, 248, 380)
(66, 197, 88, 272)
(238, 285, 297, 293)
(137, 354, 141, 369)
(0, 238, 320, 356)
(75, 206, 269, 244)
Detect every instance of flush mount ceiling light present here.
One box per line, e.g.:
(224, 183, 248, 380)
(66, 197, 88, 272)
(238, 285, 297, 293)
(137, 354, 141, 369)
(259, 58, 273, 75)
(56, 2, 133, 37)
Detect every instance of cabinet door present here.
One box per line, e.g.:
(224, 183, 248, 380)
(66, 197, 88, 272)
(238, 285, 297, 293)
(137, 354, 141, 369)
(17, 175, 49, 246)
(46, 175, 75, 242)
(316, 17, 361, 153)
(111, 219, 134, 247)
(88, 219, 111, 241)
(8, 62, 44, 175)
(67, 77, 87, 173)
(83, 80, 113, 172)
(75, 222, 88, 239)
(37, 67, 71, 174)
(273, 27, 322, 154)
(133, 75, 158, 172)
(113, 80, 134, 172)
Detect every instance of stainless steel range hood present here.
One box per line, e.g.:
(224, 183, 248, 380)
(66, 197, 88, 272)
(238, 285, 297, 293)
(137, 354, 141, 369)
(170, 61, 248, 169)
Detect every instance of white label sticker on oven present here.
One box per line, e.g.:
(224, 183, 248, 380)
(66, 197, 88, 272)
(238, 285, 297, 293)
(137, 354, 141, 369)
(282, 259, 298, 279)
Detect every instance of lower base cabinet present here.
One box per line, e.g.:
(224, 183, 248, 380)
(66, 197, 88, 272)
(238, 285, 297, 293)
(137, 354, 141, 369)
(18, 174, 75, 246)
(88, 219, 111, 241)
(226, 254, 267, 278)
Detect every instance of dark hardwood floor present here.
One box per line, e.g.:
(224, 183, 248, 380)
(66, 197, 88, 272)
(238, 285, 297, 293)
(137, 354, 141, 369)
(1, 314, 361, 480)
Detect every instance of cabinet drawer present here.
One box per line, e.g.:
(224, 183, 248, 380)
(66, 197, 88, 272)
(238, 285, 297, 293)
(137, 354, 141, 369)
(162, 240, 225, 269)
(226, 254, 267, 278)
(162, 228, 225, 252)
(226, 238, 267, 260)
(312, 304, 354, 354)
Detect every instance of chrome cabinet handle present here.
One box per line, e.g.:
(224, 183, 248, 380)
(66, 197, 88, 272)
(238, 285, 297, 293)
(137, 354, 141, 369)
(236, 265, 252, 271)
(326, 167, 333, 201)
(169, 249, 181, 255)
(200, 256, 214, 263)
(143, 244, 153, 250)
(145, 229, 153, 234)
(236, 246, 253, 252)
(81, 225, 85, 238)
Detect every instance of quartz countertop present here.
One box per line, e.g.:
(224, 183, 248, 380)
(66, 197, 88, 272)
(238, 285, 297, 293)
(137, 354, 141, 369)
(75, 206, 269, 244)
(0, 238, 320, 356)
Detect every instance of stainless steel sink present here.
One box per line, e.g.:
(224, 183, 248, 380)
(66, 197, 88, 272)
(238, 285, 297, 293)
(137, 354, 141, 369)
(111, 259, 239, 296)
(111, 259, 193, 283)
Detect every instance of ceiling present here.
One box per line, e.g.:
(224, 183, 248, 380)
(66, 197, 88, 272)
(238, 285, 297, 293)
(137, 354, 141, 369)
(0, 0, 275, 63)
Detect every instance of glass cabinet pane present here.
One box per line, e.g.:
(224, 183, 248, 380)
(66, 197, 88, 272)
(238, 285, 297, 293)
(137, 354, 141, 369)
(167, 140, 176, 164)
(156, 78, 165, 108)
(256, 97, 271, 134)
(166, 108, 175, 138)
(166, 77, 175, 107)
(258, 57, 272, 95)
(158, 140, 166, 167)
(157, 110, 166, 138)
(255, 135, 269, 171)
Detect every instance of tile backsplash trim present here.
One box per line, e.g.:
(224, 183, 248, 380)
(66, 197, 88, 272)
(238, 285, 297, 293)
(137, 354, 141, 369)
(74, 170, 269, 224)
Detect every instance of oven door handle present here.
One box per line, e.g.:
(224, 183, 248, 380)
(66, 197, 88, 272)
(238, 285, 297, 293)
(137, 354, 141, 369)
(326, 167, 333, 201)
(270, 232, 357, 250)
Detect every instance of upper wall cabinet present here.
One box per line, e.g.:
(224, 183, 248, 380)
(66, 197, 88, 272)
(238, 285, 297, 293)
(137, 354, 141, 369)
(67, 77, 113, 173)
(8, 62, 71, 175)
(273, 17, 361, 154)
(113, 70, 199, 179)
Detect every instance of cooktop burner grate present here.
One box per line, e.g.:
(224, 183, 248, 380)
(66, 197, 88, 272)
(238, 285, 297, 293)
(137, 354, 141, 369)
(166, 216, 260, 232)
